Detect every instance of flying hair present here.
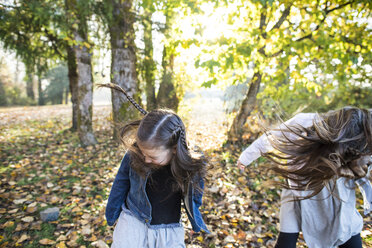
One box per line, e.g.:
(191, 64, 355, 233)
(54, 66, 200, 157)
(97, 83, 148, 115)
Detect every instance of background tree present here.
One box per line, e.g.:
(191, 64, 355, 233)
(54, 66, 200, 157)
(156, 4, 179, 110)
(140, 0, 157, 110)
(137, 0, 199, 111)
(25, 70, 35, 101)
(194, 0, 372, 142)
(44, 65, 69, 105)
(0, 79, 8, 106)
(66, 0, 97, 146)
(97, 0, 140, 141)
(0, 1, 58, 106)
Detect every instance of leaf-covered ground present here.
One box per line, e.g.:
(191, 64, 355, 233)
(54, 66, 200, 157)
(0, 101, 371, 248)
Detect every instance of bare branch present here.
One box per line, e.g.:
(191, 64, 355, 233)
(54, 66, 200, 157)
(270, 4, 293, 31)
(325, 1, 354, 14)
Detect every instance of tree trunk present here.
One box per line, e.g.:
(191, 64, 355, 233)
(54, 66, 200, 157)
(67, 45, 79, 131)
(157, 10, 179, 111)
(109, 0, 139, 141)
(227, 72, 262, 142)
(26, 73, 35, 100)
(143, 9, 156, 111)
(0, 79, 7, 106)
(57, 90, 63, 104)
(74, 29, 97, 146)
(64, 86, 69, 104)
(66, 0, 97, 146)
(157, 48, 178, 110)
(37, 74, 45, 105)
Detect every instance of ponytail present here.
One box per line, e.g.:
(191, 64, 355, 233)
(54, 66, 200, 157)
(97, 83, 148, 115)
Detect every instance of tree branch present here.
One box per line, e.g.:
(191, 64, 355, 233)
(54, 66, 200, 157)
(43, 29, 66, 60)
(0, 3, 17, 9)
(295, 1, 355, 42)
(270, 4, 293, 31)
(325, 1, 354, 14)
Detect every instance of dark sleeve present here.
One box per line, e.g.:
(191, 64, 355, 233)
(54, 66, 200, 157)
(105, 153, 131, 226)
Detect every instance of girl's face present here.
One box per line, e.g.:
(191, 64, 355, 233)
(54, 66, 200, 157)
(137, 143, 175, 166)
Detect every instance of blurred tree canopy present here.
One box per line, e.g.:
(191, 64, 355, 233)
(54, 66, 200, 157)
(0, 0, 371, 142)
(44, 65, 69, 105)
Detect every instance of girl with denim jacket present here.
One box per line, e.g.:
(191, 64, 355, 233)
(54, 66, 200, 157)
(237, 107, 372, 248)
(102, 84, 209, 248)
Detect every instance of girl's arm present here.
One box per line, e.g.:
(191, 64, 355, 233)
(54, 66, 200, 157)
(105, 153, 131, 226)
(238, 113, 316, 169)
(355, 161, 372, 215)
(191, 174, 210, 233)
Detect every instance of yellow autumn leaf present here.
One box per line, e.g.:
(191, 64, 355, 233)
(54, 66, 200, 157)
(56, 241, 67, 248)
(83, 42, 91, 49)
(196, 236, 204, 242)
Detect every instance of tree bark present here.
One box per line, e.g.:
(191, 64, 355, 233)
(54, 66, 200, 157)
(74, 29, 97, 146)
(64, 86, 69, 104)
(156, 10, 178, 111)
(0, 79, 7, 106)
(143, 9, 156, 110)
(67, 45, 79, 131)
(26, 73, 35, 100)
(37, 74, 45, 105)
(109, 0, 139, 141)
(227, 72, 262, 142)
(157, 49, 178, 110)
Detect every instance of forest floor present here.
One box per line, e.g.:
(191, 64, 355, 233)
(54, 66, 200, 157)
(0, 97, 371, 248)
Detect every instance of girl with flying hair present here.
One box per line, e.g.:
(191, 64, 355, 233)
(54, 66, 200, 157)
(237, 106, 372, 248)
(102, 84, 209, 248)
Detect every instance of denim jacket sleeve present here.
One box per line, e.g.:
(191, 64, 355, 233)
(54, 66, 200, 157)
(193, 174, 204, 209)
(190, 173, 210, 233)
(105, 153, 131, 226)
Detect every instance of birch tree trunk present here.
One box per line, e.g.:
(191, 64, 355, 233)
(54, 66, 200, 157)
(74, 30, 97, 146)
(109, 0, 139, 140)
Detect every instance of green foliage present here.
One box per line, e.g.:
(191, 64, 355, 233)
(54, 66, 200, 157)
(192, 0, 372, 116)
(2, 85, 36, 106)
(0, 1, 64, 73)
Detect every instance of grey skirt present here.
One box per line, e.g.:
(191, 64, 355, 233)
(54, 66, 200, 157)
(111, 210, 186, 248)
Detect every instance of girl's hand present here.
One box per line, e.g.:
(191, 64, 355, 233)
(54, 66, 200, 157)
(237, 160, 246, 172)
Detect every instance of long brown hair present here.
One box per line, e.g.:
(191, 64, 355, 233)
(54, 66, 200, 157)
(99, 83, 207, 194)
(264, 106, 372, 198)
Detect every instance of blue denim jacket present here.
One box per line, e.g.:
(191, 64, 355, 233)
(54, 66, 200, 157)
(105, 153, 210, 233)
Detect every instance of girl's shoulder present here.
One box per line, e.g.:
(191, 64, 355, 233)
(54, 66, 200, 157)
(120, 152, 132, 169)
(286, 113, 317, 127)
